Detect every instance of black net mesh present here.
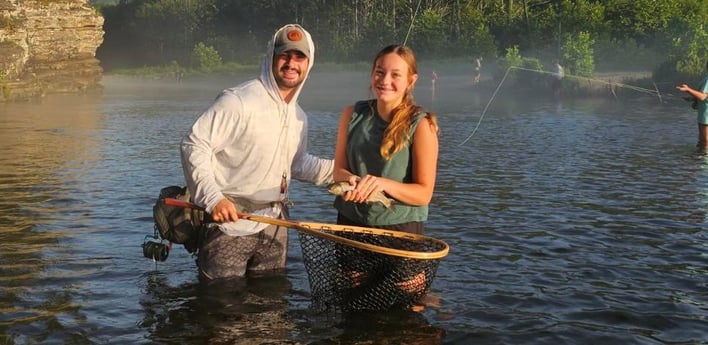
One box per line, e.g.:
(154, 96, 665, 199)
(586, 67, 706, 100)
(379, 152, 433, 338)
(298, 227, 447, 312)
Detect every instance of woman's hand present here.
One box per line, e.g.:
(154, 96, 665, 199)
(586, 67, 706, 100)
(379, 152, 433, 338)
(341, 175, 362, 202)
(351, 174, 385, 203)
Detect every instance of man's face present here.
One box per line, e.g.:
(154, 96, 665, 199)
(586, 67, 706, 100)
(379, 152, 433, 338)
(273, 50, 309, 91)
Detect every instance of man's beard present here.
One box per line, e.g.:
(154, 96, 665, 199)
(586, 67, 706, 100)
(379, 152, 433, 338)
(275, 66, 304, 90)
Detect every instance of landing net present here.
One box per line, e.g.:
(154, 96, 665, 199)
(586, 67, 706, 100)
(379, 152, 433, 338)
(296, 222, 449, 312)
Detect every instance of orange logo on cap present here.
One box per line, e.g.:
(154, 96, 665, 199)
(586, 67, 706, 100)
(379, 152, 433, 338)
(287, 29, 303, 42)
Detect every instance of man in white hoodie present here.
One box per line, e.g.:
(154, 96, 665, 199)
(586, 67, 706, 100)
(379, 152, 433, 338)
(181, 24, 333, 280)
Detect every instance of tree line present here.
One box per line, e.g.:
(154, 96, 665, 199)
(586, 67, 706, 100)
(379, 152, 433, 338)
(95, 0, 708, 82)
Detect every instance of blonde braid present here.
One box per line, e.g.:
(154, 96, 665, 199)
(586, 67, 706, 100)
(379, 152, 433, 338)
(380, 92, 419, 160)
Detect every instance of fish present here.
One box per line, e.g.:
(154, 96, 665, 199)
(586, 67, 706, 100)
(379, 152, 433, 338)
(327, 181, 394, 209)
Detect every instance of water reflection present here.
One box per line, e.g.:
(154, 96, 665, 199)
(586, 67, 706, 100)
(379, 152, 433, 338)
(694, 152, 708, 223)
(299, 310, 445, 345)
(140, 272, 294, 343)
(0, 94, 103, 343)
(138, 266, 445, 344)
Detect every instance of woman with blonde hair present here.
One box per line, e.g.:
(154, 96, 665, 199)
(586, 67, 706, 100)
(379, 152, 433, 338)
(333, 44, 439, 233)
(331, 45, 440, 307)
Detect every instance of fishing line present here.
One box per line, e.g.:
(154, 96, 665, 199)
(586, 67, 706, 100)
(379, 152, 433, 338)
(458, 66, 677, 146)
(402, 0, 423, 46)
(458, 66, 514, 146)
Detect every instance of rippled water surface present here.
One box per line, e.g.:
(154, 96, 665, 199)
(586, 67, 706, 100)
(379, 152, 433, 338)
(0, 73, 707, 344)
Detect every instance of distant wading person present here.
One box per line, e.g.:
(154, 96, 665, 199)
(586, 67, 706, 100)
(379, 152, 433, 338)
(551, 61, 564, 98)
(431, 69, 438, 105)
(473, 56, 483, 85)
(677, 60, 708, 149)
(180, 24, 333, 280)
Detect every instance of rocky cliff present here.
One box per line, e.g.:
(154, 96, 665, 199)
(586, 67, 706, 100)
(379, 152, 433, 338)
(0, 0, 104, 101)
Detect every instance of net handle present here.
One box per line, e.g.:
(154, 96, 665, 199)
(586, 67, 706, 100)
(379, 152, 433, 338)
(293, 220, 449, 259)
(163, 198, 449, 259)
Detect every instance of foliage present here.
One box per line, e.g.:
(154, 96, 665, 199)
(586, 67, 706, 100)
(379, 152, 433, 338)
(97, 0, 217, 69)
(671, 15, 708, 75)
(561, 31, 595, 77)
(95, 0, 708, 79)
(548, 0, 605, 52)
(520, 57, 546, 88)
(456, 4, 496, 58)
(594, 38, 661, 72)
(411, 8, 448, 59)
(191, 42, 222, 72)
(602, 0, 678, 44)
(498, 45, 523, 72)
(493, 46, 546, 88)
(643, 0, 708, 83)
(493, 45, 523, 82)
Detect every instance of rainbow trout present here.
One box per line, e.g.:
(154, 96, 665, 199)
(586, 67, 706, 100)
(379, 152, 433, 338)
(327, 181, 394, 209)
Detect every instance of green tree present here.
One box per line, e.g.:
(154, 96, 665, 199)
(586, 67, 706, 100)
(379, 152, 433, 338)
(603, 0, 678, 45)
(562, 31, 594, 77)
(134, 0, 217, 64)
(94, 0, 708, 82)
(456, 2, 496, 58)
(495, 45, 523, 81)
(410, 8, 448, 58)
(192, 42, 222, 72)
(668, 0, 708, 76)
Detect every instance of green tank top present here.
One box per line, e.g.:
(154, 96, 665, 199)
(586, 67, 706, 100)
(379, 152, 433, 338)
(698, 76, 708, 125)
(334, 100, 430, 226)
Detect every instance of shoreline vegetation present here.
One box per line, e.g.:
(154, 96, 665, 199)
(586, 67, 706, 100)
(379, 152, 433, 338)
(94, 0, 708, 89)
(107, 60, 371, 78)
(105, 60, 663, 101)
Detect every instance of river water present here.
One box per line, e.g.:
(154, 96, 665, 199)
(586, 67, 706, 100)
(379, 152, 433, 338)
(0, 72, 706, 344)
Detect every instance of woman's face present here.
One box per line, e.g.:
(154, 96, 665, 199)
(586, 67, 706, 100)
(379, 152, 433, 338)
(371, 53, 417, 105)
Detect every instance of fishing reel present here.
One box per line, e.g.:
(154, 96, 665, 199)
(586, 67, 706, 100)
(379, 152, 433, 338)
(143, 234, 170, 262)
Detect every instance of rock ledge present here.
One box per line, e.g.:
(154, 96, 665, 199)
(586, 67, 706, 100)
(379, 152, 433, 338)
(0, 0, 104, 101)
